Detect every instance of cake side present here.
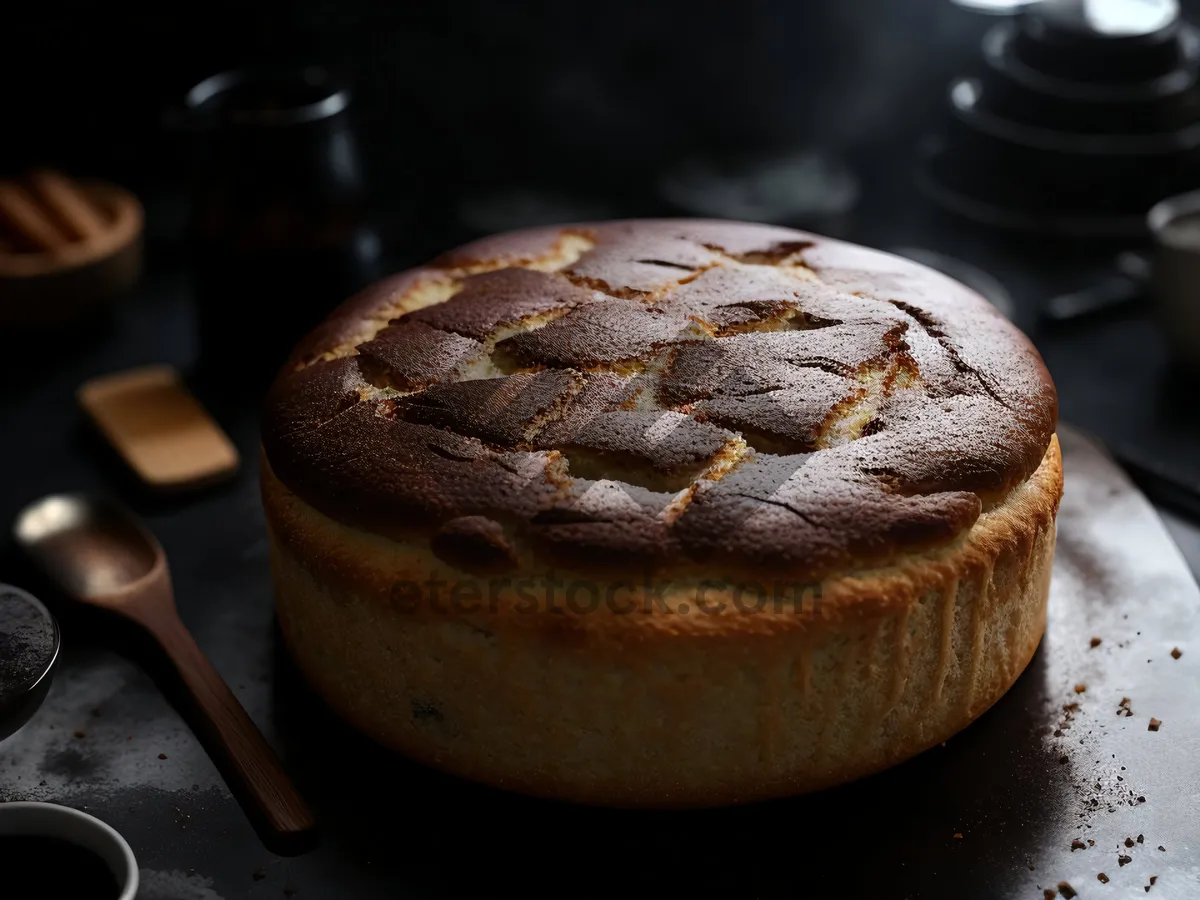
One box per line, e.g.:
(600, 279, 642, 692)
(262, 436, 1061, 806)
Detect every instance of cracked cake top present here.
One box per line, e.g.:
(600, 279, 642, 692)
(261, 219, 1057, 579)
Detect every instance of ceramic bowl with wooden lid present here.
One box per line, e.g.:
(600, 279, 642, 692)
(0, 170, 143, 328)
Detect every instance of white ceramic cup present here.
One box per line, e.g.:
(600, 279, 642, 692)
(0, 801, 138, 899)
(1148, 190, 1200, 369)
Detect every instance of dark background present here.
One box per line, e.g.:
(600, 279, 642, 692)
(0, 1, 1011, 258)
(3, 2, 966, 182)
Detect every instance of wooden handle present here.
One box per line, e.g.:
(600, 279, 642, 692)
(77, 365, 241, 491)
(142, 609, 316, 841)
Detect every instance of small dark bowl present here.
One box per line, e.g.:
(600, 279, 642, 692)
(0, 585, 61, 744)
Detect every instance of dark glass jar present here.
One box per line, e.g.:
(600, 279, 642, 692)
(177, 67, 383, 393)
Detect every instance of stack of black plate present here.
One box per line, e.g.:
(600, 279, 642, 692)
(924, 0, 1200, 239)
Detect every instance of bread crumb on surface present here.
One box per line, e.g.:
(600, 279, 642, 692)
(1119, 854, 1133, 866)
(1071, 839, 1086, 850)
(1074, 683, 1087, 694)
(1171, 647, 1182, 659)
(1058, 881, 1077, 899)
(953, 832, 963, 839)
(1097, 873, 1109, 883)
(1126, 837, 1135, 848)
(1090, 636, 1102, 648)
(1043, 889, 1057, 900)
(1148, 717, 1161, 731)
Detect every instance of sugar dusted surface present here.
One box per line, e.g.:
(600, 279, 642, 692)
(263, 220, 1057, 577)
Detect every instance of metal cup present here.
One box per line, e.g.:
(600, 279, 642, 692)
(170, 66, 384, 392)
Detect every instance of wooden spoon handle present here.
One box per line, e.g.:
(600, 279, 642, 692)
(144, 611, 316, 840)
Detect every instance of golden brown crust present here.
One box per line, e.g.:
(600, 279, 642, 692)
(262, 220, 1057, 580)
(263, 437, 1062, 806)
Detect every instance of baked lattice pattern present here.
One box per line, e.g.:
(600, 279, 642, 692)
(264, 220, 1056, 575)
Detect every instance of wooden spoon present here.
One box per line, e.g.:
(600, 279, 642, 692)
(12, 492, 315, 851)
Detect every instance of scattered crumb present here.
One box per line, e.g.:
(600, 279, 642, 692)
(1138, 796, 1146, 803)
(73, 729, 85, 739)
(1074, 683, 1088, 694)
(1171, 647, 1182, 659)
(1119, 855, 1133, 867)
(1059, 755, 1070, 765)
(1072, 839, 1086, 850)
(1098, 873, 1109, 883)
(1158, 845, 1166, 852)
(253, 868, 267, 881)
(157, 753, 168, 760)
(1088, 840, 1096, 847)
(1151, 876, 1158, 885)
(953, 832, 963, 839)
(1058, 882, 1077, 899)
(1138, 835, 1144, 844)
(1044, 890, 1057, 900)
(1148, 718, 1161, 732)
(1090, 637, 1102, 648)
(1126, 837, 1135, 848)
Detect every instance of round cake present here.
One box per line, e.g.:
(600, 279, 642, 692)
(261, 219, 1061, 807)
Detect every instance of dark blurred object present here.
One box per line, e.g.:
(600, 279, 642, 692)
(657, 151, 860, 235)
(0, 171, 143, 330)
(170, 66, 384, 392)
(923, 0, 1200, 239)
(1041, 249, 1151, 322)
(1111, 438, 1200, 520)
(456, 187, 619, 236)
(1148, 188, 1200, 366)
